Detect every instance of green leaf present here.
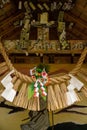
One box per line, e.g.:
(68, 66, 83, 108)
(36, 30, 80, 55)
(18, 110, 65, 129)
(28, 82, 34, 99)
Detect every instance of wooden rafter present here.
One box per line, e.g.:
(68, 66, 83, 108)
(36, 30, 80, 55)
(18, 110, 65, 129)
(64, 12, 87, 29)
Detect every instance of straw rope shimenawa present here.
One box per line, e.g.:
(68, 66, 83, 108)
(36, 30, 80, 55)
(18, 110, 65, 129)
(0, 41, 87, 111)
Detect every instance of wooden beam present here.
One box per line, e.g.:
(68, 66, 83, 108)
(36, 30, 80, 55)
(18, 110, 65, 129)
(0, 12, 24, 28)
(2, 28, 21, 40)
(1, 26, 22, 38)
(64, 12, 87, 29)
(66, 31, 80, 40)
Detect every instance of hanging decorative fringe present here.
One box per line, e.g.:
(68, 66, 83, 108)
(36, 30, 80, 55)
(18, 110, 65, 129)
(81, 87, 87, 97)
(0, 41, 87, 111)
(28, 96, 40, 111)
(47, 85, 59, 111)
(13, 83, 28, 108)
(54, 84, 63, 109)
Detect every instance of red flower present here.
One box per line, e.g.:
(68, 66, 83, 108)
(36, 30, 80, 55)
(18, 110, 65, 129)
(41, 71, 47, 78)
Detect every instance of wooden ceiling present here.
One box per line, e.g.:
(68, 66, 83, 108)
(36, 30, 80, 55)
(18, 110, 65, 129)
(0, 0, 87, 40)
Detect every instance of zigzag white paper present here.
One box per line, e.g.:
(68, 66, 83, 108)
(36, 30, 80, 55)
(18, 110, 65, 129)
(66, 90, 78, 106)
(68, 74, 84, 91)
(1, 88, 16, 102)
(1, 70, 14, 88)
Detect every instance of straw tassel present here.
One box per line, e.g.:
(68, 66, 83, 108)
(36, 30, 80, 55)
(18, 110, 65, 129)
(53, 84, 63, 109)
(13, 82, 26, 107)
(59, 82, 68, 107)
(14, 83, 28, 109)
(12, 77, 22, 105)
(22, 87, 29, 109)
(81, 87, 87, 97)
(47, 85, 59, 111)
(13, 79, 22, 105)
(28, 96, 40, 111)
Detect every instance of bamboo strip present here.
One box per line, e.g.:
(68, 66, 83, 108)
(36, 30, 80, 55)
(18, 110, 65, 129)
(0, 65, 9, 75)
(54, 84, 63, 109)
(47, 85, 59, 111)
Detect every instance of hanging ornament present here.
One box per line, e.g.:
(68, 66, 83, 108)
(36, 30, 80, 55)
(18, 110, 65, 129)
(28, 64, 49, 100)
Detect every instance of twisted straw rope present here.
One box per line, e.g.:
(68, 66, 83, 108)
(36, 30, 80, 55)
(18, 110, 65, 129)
(0, 42, 33, 83)
(0, 41, 87, 84)
(70, 47, 87, 75)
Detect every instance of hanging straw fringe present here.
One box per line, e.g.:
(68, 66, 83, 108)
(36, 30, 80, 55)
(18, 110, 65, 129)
(14, 80, 26, 106)
(47, 85, 59, 111)
(81, 87, 87, 97)
(59, 82, 68, 107)
(0, 41, 87, 111)
(54, 84, 63, 109)
(28, 96, 40, 111)
(13, 83, 27, 108)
